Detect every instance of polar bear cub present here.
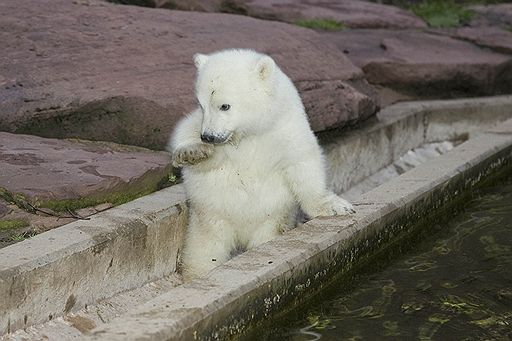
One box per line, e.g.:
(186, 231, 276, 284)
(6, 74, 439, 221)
(170, 49, 354, 278)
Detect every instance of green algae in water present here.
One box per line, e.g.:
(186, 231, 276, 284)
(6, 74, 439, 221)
(243, 177, 512, 340)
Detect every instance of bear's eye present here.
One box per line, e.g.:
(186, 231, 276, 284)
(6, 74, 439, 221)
(220, 104, 231, 111)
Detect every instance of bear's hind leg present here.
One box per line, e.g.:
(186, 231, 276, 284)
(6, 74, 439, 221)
(247, 220, 284, 249)
(181, 213, 236, 280)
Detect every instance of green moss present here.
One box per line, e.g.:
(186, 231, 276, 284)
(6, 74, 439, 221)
(411, 0, 474, 28)
(1, 182, 158, 214)
(0, 219, 29, 231)
(42, 189, 155, 213)
(0, 187, 12, 203)
(9, 230, 37, 242)
(295, 18, 345, 31)
(0, 188, 35, 213)
(1, 164, 172, 213)
(10, 234, 25, 242)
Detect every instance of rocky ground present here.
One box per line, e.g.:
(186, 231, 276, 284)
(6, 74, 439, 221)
(1, 0, 512, 245)
(0, 132, 171, 247)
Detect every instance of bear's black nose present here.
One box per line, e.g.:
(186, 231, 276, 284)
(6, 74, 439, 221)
(201, 133, 215, 143)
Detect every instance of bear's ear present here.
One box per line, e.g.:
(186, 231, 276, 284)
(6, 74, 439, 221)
(255, 55, 275, 81)
(193, 53, 209, 69)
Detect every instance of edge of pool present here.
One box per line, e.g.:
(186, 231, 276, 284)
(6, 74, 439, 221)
(79, 118, 512, 340)
(1, 96, 512, 338)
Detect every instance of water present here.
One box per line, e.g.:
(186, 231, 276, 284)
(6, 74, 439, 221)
(244, 177, 512, 340)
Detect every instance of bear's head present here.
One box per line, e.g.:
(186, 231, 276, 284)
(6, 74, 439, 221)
(193, 49, 280, 145)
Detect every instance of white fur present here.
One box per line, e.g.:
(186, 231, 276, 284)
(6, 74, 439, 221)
(169, 49, 354, 279)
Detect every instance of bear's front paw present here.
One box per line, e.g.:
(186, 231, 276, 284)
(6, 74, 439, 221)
(328, 195, 356, 216)
(172, 144, 214, 167)
(311, 194, 355, 217)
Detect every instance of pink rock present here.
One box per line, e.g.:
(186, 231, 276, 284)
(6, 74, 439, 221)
(451, 26, 512, 55)
(111, 0, 246, 13)
(470, 4, 512, 27)
(109, 0, 426, 29)
(0, 0, 377, 149)
(0, 200, 10, 219)
(242, 0, 426, 29)
(321, 29, 512, 104)
(0, 132, 171, 205)
(131, 0, 222, 11)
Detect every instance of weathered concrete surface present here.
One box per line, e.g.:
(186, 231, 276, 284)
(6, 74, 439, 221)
(321, 29, 512, 105)
(324, 95, 512, 194)
(4, 274, 183, 340)
(0, 186, 187, 336)
(80, 119, 512, 341)
(0, 133, 171, 206)
(0, 0, 377, 150)
(3, 96, 512, 339)
(487, 112, 512, 135)
(377, 95, 512, 143)
(342, 141, 455, 201)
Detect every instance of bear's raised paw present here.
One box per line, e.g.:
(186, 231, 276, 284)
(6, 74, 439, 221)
(172, 144, 214, 167)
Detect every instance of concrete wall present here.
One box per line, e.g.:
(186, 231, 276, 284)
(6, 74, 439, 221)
(82, 119, 512, 341)
(0, 187, 187, 335)
(324, 95, 512, 194)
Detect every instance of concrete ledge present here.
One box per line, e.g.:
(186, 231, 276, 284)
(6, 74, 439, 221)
(81, 122, 512, 340)
(324, 95, 512, 193)
(2, 96, 512, 337)
(0, 186, 187, 335)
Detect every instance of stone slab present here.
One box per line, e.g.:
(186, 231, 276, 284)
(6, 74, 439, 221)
(110, 0, 426, 29)
(447, 26, 512, 55)
(0, 0, 376, 150)
(470, 3, 512, 27)
(110, 0, 222, 11)
(239, 0, 426, 29)
(0, 201, 10, 219)
(321, 29, 512, 104)
(0, 132, 171, 205)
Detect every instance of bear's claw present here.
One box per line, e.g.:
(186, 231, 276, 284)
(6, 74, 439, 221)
(311, 194, 355, 217)
(172, 144, 214, 167)
(330, 196, 356, 216)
